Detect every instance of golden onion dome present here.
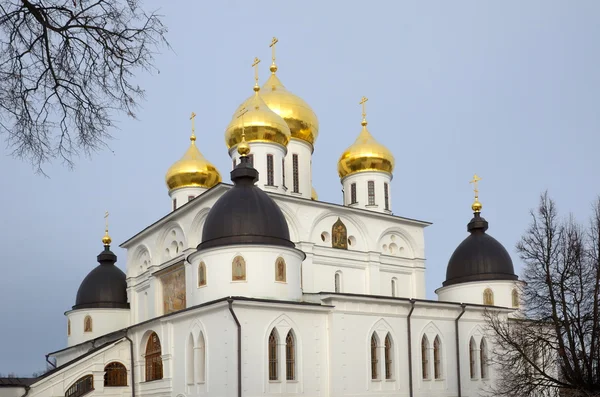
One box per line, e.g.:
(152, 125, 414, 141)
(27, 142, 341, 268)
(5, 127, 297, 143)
(337, 97, 395, 179)
(311, 186, 318, 201)
(165, 133, 222, 192)
(225, 91, 291, 149)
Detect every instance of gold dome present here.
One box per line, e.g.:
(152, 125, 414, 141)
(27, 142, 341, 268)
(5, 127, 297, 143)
(226, 92, 291, 149)
(311, 186, 318, 201)
(165, 134, 222, 192)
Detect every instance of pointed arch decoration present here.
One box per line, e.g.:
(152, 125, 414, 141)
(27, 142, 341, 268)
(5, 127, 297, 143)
(384, 333, 393, 379)
(332, 218, 348, 249)
(370, 333, 379, 380)
(421, 335, 430, 379)
(197, 331, 206, 383)
(480, 337, 488, 379)
(145, 332, 163, 381)
(83, 315, 92, 333)
(469, 336, 477, 379)
(186, 333, 194, 384)
(512, 288, 519, 308)
(433, 335, 442, 379)
(268, 328, 278, 380)
(286, 330, 296, 380)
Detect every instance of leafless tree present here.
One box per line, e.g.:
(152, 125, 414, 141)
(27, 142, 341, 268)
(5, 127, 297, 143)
(0, 0, 168, 172)
(485, 192, 600, 397)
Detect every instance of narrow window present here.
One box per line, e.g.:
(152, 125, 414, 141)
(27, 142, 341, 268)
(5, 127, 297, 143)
(65, 375, 94, 397)
(282, 158, 286, 188)
(286, 331, 296, 380)
(104, 362, 127, 387)
(233, 158, 236, 169)
(172, 198, 177, 211)
(370, 333, 379, 380)
(434, 336, 442, 379)
(385, 333, 393, 379)
(391, 278, 397, 297)
(512, 288, 519, 308)
(145, 332, 163, 381)
(480, 337, 488, 379)
(248, 154, 254, 168)
(266, 154, 274, 186)
(350, 183, 357, 204)
(197, 332, 206, 383)
(384, 183, 389, 210)
(186, 334, 194, 384)
(268, 329, 278, 380)
(198, 262, 207, 287)
(68, 319, 71, 336)
(469, 337, 477, 379)
(84, 315, 92, 333)
(483, 288, 494, 305)
(421, 335, 429, 379)
(292, 154, 299, 193)
(188, 195, 194, 202)
(368, 181, 375, 205)
(334, 272, 341, 293)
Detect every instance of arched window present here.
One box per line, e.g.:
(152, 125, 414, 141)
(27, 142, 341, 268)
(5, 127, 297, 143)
(384, 333, 393, 380)
(469, 337, 477, 379)
(186, 333, 194, 384)
(197, 332, 206, 383)
(483, 288, 494, 305)
(68, 319, 71, 336)
(421, 335, 429, 379)
(370, 333, 379, 380)
(145, 332, 163, 382)
(286, 331, 296, 380)
(391, 278, 397, 297)
(65, 375, 94, 397)
(433, 336, 442, 379)
(84, 315, 92, 333)
(268, 329, 278, 381)
(334, 271, 342, 293)
(480, 337, 488, 379)
(232, 256, 246, 281)
(512, 288, 519, 308)
(276, 257, 286, 282)
(104, 362, 127, 387)
(198, 262, 207, 287)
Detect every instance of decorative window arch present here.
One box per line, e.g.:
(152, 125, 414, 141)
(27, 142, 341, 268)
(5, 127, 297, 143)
(433, 336, 442, 379)
(104, 362, 127, 386)
(483, 288, 494, 305)
(334, 271, 342, 293)
(480, 337, 489, 379)
(83, 315, 92, 333)
(391, 278, 397, 297)
(268, 329, 278, 380)
(65, 375, 94, 397)
(145, 332, 163, 381)
(370, 333, 379, 380)
(197, 332, 206, 383)
(421, 335, 430, 379)
(186, 333, 194, 384)
(332, 218, 348, 250)
(512, 288, 519, 308)
(232, 256, 246, 281)
(384, 333, 393, 379)
(469, 337, 477, 379)
(276, 257, 286, 282)
(286, 331, 296, 380)
(198, 262, 207, 287)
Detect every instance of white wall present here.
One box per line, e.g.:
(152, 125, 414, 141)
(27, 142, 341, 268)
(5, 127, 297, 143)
(436, 280, 523, 309)
(342, 171, 393, 214)
(230, 142, 287, 195)
(169, 186, 208, 211)
(284, 139, 313, 199)
(66, 309, 130, 347)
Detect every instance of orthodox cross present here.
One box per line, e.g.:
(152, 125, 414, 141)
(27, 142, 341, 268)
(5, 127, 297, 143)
(470, 174, 482, 198)
(270, 37, 279, 69)
(359, 96, 368, 124)
(190, 112, 197, 141)
(252, 57, 261, 90)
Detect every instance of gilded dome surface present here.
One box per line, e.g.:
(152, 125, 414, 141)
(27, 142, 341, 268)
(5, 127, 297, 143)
(165, 136, 222, 192)
(226, 93, 291, 149)
(337, 122, 395, 179)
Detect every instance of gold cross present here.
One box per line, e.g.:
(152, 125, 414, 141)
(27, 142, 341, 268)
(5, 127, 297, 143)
(190, 112, 197, 140)
(270, 37, 278, 63)
(104, 211, 109, 232)
(359, 96, 368, 119)
(470, 174, 482, 197)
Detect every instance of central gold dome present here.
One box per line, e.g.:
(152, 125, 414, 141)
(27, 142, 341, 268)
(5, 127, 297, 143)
(337, 121, 395, 179)
(165, 135, 222, 192)
(226, 92, 291, 150)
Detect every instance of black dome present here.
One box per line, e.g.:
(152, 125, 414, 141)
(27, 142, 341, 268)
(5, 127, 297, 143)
(443, 212, 517, 287)
(198, 155, 294, 251)
(73, 246, 129, 310)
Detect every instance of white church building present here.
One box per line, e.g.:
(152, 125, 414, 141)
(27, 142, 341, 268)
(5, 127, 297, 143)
(3, 41, 523, 397)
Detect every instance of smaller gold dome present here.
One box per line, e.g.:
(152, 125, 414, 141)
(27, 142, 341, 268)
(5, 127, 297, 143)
(225, 93, 291, 150)
(165, 135, 222, 192)
(237, 132, 251, 156)
(472, 198, 482, 213)
(337, 121, 395, 179)
(102, 231, 112, 246)
(311, 186, 318, 201)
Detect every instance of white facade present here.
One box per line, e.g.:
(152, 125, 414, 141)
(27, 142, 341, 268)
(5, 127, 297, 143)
(66, 309, 130, 347)
(284, 138, 313, 199)
(170, 186, 208, 211)
(230, 142, 287, 194)
(342, 171, 393, 214)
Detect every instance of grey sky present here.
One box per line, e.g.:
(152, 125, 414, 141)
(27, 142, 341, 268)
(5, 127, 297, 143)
(1, 0, 599, 375)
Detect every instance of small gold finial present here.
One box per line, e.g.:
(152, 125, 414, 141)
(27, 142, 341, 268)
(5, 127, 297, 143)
(269, 37, 279, 73)
(359, 96, 368, 126)
(236, 108, 251, 156)
(469, 174, 483, 213)
(102, 211, 112, 246)
(252, 57, 261, 92)
(190, 112, 197, 142)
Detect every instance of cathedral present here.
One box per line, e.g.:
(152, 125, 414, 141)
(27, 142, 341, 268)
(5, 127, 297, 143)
(3, 39, 522, 397)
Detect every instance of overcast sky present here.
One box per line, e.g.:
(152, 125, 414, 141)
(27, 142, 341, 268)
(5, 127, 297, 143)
(1, 0, 599, 375)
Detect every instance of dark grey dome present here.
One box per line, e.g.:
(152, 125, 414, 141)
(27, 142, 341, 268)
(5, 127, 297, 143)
(198, 155, 294, 251)
(73, 247, 129, 310)
(443, 212, 517, 287)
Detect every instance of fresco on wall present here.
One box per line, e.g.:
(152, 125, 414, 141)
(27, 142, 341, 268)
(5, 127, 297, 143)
(161, 264, 186, 314)
(332, 218, 348, 250)
(232, 256, 246, 281)
(275, 257, 286, 282)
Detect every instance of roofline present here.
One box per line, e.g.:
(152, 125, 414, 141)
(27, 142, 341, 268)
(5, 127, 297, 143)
(120, 182, 431, 247)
